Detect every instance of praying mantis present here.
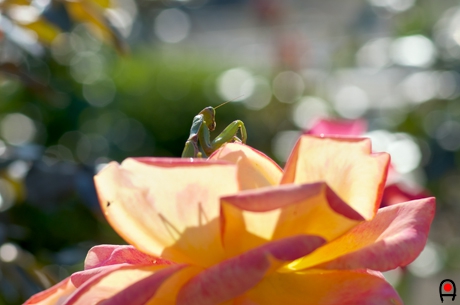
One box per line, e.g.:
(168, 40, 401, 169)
(182, 100, 247, 158)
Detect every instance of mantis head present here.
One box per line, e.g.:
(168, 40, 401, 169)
(199, 106, 216, 131)
(198, 98, 242, 133)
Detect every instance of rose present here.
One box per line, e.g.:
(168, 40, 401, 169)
(25, 135, 435, 305)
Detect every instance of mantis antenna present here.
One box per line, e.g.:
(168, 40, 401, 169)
(214, 95, 245, 109)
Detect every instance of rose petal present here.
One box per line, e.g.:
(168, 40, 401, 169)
(176, 235, 325, 305)
(220, 183, 363, 256)
(241, 269, 402, 305)
(94, 158, 238, 267)
(24, 278, 76, 305)
(72, 265, 122, 288)
(146, 265, 203, 304)
(63, 264, 182, 305)
(282, 135, 390, 220)
(97, 264, 188, 305)
(382, 183, 429, 207)
(287, 197, 435, 271)
(307, 118, 367, 136)
(84, 245, 172, 270)
(208, 143, 283, 190)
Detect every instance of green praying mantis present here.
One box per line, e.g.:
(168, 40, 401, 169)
(182, 99, 247, 158)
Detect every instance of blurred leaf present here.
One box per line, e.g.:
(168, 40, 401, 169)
(64, 0, 126, 53)
(22, 19, 61, 44)
(89, 0, 112, 9)
(1, 0, 126, 53)
(0, 0, 31, 6)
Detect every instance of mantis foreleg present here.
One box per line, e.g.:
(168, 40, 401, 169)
(182, 114, 205, 158)
(199, 120, 247, 156)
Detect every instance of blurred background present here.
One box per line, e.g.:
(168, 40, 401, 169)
(0, 0, 458, 304)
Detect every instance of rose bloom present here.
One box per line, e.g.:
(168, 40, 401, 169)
(25, 135, 435, 305)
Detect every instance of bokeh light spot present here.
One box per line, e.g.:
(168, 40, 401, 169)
(8, 5, 40, 24)
(0, 140, 7, 157)
(387, 136, 422, 174)
(242, 76, 272, 110)
(0, 243, 18, 263)
(369, 0, 415, 12)
(408, 242, 443, 278)
(401, 72, 437, 104)
(436, 120, 460, 151)
(70, 52, 105, 84)
(83, 78, 116, 107)
(292, 96, 329, 129)
(391, 35, 436, 67)
(0, 179, 15, 212)
(273, 71, 304, 103)
(217, 68, 254, 102)
(272, 130, 301, 162)
(356, 37, 392, 69)
(333, 86, 369, 119)
(0, 113, 36, 145)
(436, 71, 459, 99)
(383, 268, 404, 287)
(154, 9, 191, 43)
(364, 130, 394, 152)
(7, 160, 30, 180)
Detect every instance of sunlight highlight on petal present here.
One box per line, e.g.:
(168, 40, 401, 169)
(220, 183, 363, 256)
(243, 269, 403, 305)
(287, 198, 435, 271)
(282, 135, 390, 220)
(208, 143, 283, 190)
(94, 158, 239, 266)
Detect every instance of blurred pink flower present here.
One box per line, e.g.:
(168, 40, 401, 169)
(306, 118, 368, 136)
(25, 136, 435, 304)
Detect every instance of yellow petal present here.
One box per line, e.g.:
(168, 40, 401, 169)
(209, 143, 283, 190)
(282, 135, 390, 220)
(94, 158, 238, 267)
(147, 265, 205, 304)
(242, 269, 402, 305)
(220, 183, 363, 257)
(286, 197, 436, 272)
(176, 235, 325, 305)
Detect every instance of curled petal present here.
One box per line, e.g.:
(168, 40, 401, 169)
(24, 278, 76, 305)
(84, 245, 172, 270)
(146, 266, 203, 304)
(94, 158, 238, 267)
(63, 264, 183, 305)
(177, 235, 325, 305)
(382, 183, 429, 207)
(307, 118, 367, 136)
(242, 269, 402, 305)
(282, 135, 390, 220)
(97, 264, 188, 305)
(208, 143, 283, 190)
(220, 183, 363, 256)
(287, 198, 436, 271)
(71, 265, 123, 288)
